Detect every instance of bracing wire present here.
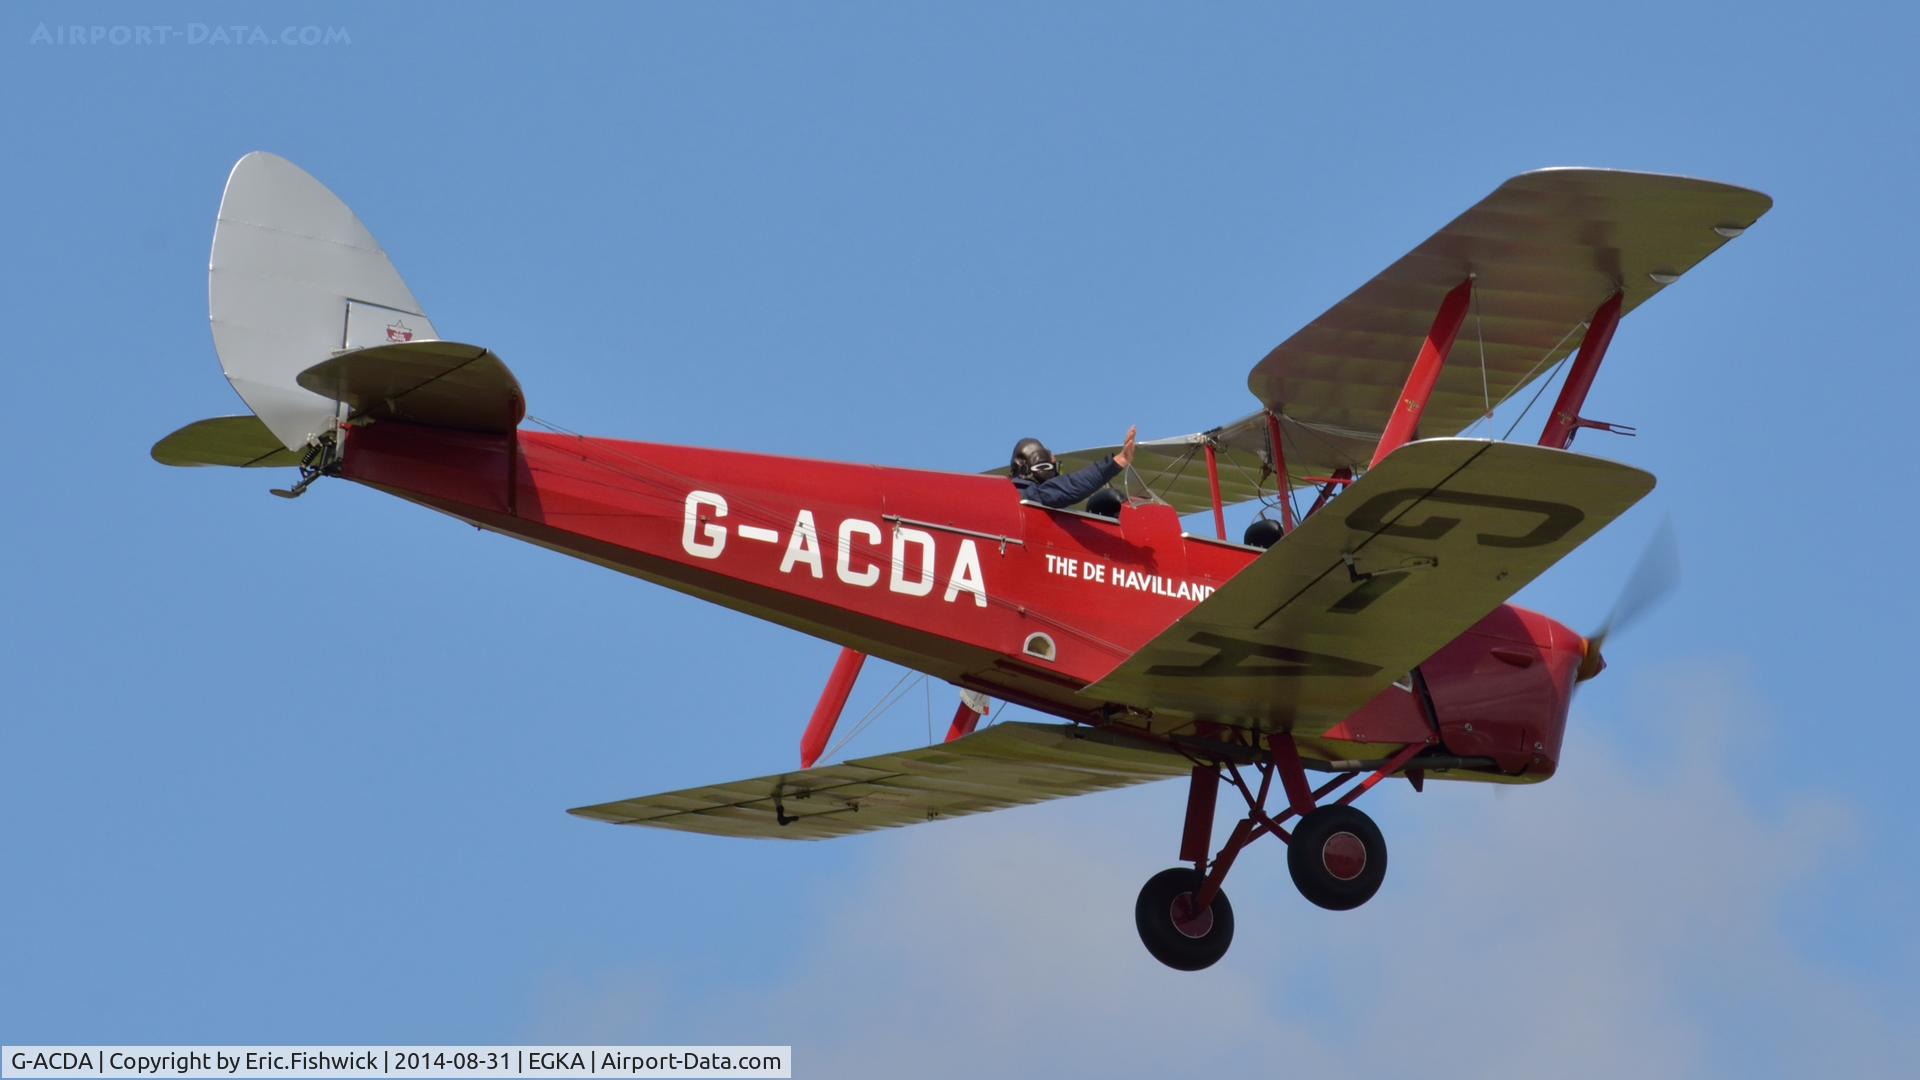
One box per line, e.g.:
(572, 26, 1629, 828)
(1487, 320, 1585, 425)
(820, 667, 924, 763)
(1501, 349, 1576, 441)
(1141, 442, 1203, 501)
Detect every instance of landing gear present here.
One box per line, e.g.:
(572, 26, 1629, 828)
(1134, 737, 1426, 970)
(1287, 805, 1387, 911)
(268, 428, 343, 500)
(1134, 867, 1235, 971)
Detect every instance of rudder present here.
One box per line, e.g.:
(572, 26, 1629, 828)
(208, 151, 440, 452)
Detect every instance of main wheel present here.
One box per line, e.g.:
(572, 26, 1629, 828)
(1287, 805, 1387, 911)
(1134, 867, 1235, 971)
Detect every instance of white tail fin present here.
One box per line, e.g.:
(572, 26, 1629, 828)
(209, 152, 439, 452)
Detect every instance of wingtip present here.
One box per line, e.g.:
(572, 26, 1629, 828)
(1504, 167, 1774, 212)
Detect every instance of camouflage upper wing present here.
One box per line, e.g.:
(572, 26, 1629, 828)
(1247, 170, 1770, 479)
(981, 172, 1768, 510)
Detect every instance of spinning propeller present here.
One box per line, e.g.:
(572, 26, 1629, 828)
(1577, 519, 1680, 682)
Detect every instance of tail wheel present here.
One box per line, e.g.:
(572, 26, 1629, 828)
(1287, 805, 1387, 911)
(1134, 867, 1235, 971)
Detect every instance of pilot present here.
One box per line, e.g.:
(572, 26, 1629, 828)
(1010, 426, 1137, 509)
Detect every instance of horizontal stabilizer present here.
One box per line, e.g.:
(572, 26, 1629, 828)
(151, 416, 303, 468)
(569, 722, 1190, 840)
(296, 340, 524, 434)
(1083, 438, 1654, 732)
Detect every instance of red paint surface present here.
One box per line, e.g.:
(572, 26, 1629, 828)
(1204, 441, 1227, 541)
(801, 647, 866, 768)
(1322, 832, 1366, 880)
(943, 700, 981, 743)
(1539, 292, 1624, 450)
(1180, 765, 1220, 864)
(1264, 411, 1295, 532)
(340, 421, 1590, 782)
(1371, 278, 1473, 467)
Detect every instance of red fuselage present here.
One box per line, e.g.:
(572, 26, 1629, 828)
(341, 422, 1586, 780)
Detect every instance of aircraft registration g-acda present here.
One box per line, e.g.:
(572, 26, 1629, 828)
(157, 153, 1768, 970)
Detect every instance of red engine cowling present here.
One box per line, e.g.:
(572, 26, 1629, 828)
(1419, 605, 1586, 778)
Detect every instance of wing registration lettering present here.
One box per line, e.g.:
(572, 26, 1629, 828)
(1143, 630, 1381, 680)
(1343, 488, 1586, 550)
(1328, 570, 1413, 614)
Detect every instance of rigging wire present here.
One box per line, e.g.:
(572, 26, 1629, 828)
(1220, 447, 1280, 526)
(1268, 418, 1308, 524)
(1113, 433, 1169, 508)
(820, 667, 924, 763)
(1500, 349, 1576, 441)
(1281, 414, 1367, 482)
(1485, 320, 1585, 425)
(1157, 443, 1203, 502)
(1136, 442, 1202, 501)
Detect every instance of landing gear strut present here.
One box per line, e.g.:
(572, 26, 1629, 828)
(1133, 737, 1423, 970)
(269, 428, 343, 500)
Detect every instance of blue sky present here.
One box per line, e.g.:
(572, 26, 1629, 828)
(3, 2, 1915, 1075)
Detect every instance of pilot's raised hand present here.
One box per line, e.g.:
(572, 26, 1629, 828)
(1115, 425, 1139, 469)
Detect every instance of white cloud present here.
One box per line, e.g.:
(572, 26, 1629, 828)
(527, 662, 1913, 1079)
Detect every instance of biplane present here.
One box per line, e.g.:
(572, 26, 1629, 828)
(156, 153, 1768, 970)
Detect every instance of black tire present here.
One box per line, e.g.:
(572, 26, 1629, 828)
(1134, 867, 1235, 971)
(1243, 518, 1285, 549)
(1287, 805, 1387, 911)
(1086, 487, 1126, 518)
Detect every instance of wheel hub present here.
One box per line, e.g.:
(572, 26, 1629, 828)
(1322, 831, 1366, 881)
(1169, 894, 1214, 938)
